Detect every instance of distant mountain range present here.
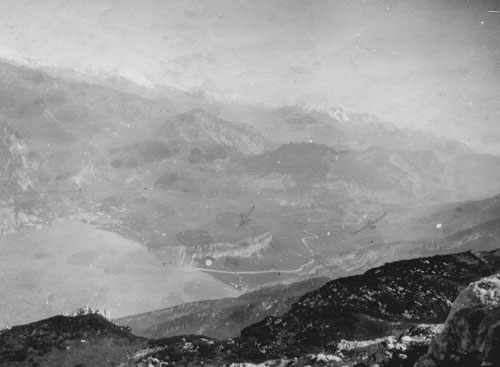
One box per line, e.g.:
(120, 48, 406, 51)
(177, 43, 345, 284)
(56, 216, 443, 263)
(214, 102, 472, 156)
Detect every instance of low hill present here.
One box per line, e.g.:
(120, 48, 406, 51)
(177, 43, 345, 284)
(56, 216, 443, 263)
(0, 311, 145, 367)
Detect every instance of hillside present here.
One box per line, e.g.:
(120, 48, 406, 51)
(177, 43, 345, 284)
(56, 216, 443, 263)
(5, 248, 500, 366)
(0, 61, 176, 146)
(236, 249, 500, 358)
(244, 141, 500, 202)
(157, 108, 272, 155)
(0, 309, 145, 367)
(411, 193, 500, 239)
(116, 277, 328, 340)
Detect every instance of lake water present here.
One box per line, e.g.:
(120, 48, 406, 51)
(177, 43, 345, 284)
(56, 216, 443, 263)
(0, 219, 240, 328)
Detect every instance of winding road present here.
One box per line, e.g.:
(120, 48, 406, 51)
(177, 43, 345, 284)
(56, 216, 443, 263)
(189, 229, 319, 275)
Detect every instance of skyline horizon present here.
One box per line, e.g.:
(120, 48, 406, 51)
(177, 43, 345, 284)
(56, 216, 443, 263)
(0, 0, 499, 154)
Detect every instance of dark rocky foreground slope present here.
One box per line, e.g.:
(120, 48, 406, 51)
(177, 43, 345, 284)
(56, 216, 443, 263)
(3, 248, 500, 366)
(235, 249, 500, 358)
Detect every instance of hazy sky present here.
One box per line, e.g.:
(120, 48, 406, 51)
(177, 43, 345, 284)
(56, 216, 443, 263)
(0, 0, 499, 153)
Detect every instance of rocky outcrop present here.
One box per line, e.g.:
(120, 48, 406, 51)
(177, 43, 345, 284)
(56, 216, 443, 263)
(0, 120, 47, 234)
(65, 305, 112, 320)
(195, 231, 272, 259)
(415, 274, 500, 367)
